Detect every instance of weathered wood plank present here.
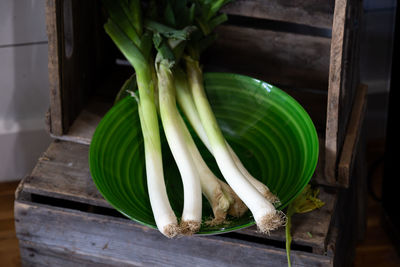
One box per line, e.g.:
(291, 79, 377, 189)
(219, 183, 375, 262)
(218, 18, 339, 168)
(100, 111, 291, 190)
(46, 0, 63, 136)
(21, 140, 335, 251)
(338, 84, 367, 186)
(204, 25, 331, 91)
(325, 0, 349, 182)
(19, 240, 134, 267)
(15, 200, 332, 266)
(336, 0, 362, 183)
(222, 0, 334, 29)
(24, 141, 110, 208)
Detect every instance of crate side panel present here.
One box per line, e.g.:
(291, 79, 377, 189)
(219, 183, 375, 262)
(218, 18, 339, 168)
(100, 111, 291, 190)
(338, 84, 367, 186)
(15, 200, 332, 266)
(335, 0, 363, 184)
(46, 0, 63, 136)
(222, 0, 334, 29)
(325, 0, 361, 183)
(204, 25, 331, 91)
(19, 240, 114, 267)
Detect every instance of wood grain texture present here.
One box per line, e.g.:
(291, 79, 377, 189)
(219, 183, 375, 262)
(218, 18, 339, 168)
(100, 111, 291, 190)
(325, 0, 349, 182)
(15, 200, 333, 266)
(338, 84, 367, 186)
(222, 0, 334, 29)
(204, 25, 331, 91)
(23, 141, 109, 208)
(336, 0, 362, 174)
(19, 240, 128, 267)
(46, 0, 63, 136)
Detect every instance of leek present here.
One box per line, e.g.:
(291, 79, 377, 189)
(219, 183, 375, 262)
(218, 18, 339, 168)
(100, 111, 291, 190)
(185, 58, 284, 233)
(183, 0, 284, 233)
(103, 0, 179, 238)
(174, 69, 248, 219)
(156, 59, 202, 234)
(174, 67, 279, 204)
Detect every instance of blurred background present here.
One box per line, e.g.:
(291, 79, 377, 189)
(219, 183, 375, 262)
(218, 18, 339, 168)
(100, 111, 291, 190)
(0, 0, 52, 182)
(0, 0, 398, 265)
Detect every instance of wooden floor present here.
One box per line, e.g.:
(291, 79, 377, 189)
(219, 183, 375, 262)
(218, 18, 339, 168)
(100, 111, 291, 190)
(1, 141, 399, 266)
(0, 181, 21, 266)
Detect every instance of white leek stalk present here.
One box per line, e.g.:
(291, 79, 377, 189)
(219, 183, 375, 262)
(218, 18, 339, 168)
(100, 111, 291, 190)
(157, 61, 202, 235)
(174, 70, 248, 219)
(174, 68, 280, 204)
(185, 58, 284, 233)
(176, 108, 248, 224)
(104, 17, 180, 238)
(137, 98, 179, 237)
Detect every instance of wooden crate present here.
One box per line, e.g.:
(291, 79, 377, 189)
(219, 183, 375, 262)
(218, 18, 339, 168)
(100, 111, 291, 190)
(14, 0, 368, 265)
(14, 140, 366, 266)
(44, 0, 365, 187)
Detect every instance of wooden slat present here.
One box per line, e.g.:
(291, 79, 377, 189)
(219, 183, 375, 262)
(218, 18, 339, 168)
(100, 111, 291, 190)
(15, 200, 333, 266)
(204, 25, 331, 91)
(338, 84, 367, 186)
(46, 0, 63, 136)
(222, 0, 334, 29)
(325, 0, 362, 185)
(21, 140, 336, 251)
(19, 240, 127, 267)
(325, 0, 349, 182)
(336, 0, 362, 175)
(23, 141, 110, 208)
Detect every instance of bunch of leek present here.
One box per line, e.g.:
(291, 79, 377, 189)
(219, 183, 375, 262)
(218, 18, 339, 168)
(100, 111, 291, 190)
(180, 0, 284, 234)
(103, 0, 283, 237)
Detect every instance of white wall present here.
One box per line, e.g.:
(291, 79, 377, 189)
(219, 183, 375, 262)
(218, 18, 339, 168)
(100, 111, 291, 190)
(0, 0, 52, 182)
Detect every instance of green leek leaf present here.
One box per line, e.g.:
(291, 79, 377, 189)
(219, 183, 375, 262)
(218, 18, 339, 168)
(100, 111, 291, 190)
(285, 185, 325, 267)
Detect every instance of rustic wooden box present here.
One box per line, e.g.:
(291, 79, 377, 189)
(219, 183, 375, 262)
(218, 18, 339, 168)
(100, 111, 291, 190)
(14, 0, 368, 266)
(15, 140, 366, 266)
(45, 0, 366, 187)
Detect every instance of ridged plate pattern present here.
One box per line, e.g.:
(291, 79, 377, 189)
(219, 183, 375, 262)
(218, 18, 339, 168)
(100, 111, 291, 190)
(89, 73, 319, 234)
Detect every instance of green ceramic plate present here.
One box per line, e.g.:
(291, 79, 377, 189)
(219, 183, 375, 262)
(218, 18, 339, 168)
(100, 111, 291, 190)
(89, 72, 319, 235)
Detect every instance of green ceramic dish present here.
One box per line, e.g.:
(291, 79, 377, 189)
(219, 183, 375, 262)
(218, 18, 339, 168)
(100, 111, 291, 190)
(89, 72, 319, 235)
